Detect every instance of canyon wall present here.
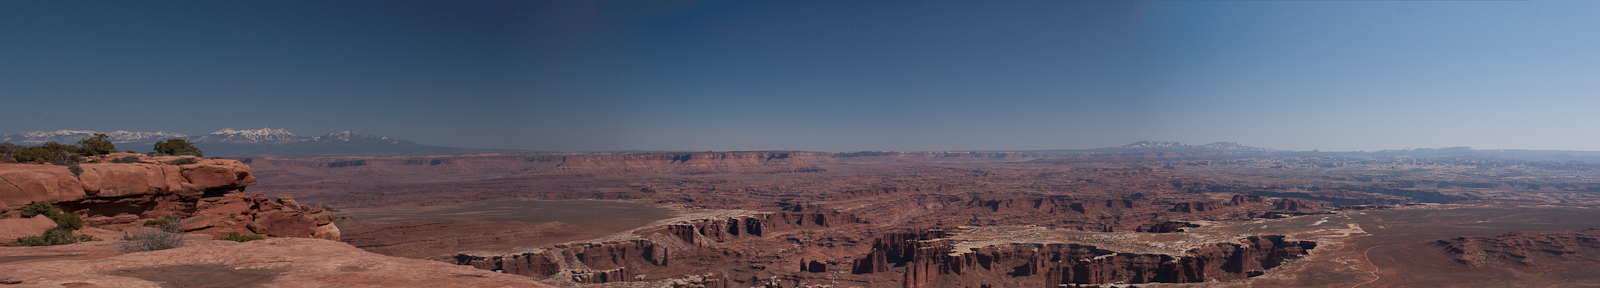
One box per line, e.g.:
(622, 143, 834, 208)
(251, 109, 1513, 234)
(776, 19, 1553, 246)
(451, 211, 865, 285)
(889, 234, 1316, 287)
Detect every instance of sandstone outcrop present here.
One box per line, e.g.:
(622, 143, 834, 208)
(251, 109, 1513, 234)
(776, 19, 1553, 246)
(0, 216, 57, 245)
(0, 237, 555, 287)
(0, 153, 334, 241)
(0, 154, 254, 208)
(1436, 229, 1600, 268)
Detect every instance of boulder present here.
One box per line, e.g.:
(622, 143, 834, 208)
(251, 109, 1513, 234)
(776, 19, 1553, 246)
(0, 215, 57, 245)
(0, 165, 85, 207)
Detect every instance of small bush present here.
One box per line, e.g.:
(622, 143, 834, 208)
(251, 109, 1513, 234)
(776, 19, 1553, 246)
(126, 150, 136, 153)
(145, 152, 157, 156)
(168, 157, 198, 165)
(17, 228, 98, 246)
(67, 163, 83, 176)
(0, 211, 10, 219)
(48, 212, 84, 230)
(143, 215, 184, 233)
(76, 133, 117, 156)
(153, 139, 203, 157)
(115, 228, 184, 252)
(218, 232, 267, 242)
(20, 201, 60, 218)
(111, 156, 142, 163)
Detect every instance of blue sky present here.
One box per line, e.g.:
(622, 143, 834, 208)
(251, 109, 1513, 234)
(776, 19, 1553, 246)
(2, 0, 1596, 152)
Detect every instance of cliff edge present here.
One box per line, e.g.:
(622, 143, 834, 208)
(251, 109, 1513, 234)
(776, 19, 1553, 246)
(0, 153, 336, 241)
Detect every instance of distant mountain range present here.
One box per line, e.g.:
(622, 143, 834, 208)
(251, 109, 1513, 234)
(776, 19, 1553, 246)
(0, 128, 529, 157)
(1113, 141, 1274, 152)
(1007, 140, 1276, 153)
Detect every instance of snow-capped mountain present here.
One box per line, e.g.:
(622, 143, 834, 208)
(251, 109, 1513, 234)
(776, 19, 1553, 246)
(307, 131, 410, 145)
(3, 128, 526, 157)
(1116, 141, 1273, 152)
(0, 130, 187, 145)
(189, 128, 305, 145)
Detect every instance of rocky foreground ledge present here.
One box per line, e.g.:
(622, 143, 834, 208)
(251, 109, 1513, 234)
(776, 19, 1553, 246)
(0, 237, 554, 287)
(0, 153, 336, 242)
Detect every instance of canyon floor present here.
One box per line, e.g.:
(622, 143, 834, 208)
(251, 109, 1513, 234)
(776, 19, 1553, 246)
(232, 151, 1600, 287)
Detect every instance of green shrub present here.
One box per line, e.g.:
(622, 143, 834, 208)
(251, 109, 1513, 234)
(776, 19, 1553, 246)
(153, 139, 203, 157)
(167, 157, 198, 165)
(20, 201, 60, 218)
(218, 232, 267, 242)
(76, 133, 117, 156)
(0, 143, 19, 163)
(0, 211, 10, 219)
(111, 156, 142, 163)
(48, 212, 84, 230)
(16, 228, 98, 246)
(126, 150, 136, 153)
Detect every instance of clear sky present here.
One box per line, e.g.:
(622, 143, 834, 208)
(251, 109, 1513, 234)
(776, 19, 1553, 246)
(2, 0, 1596, 152)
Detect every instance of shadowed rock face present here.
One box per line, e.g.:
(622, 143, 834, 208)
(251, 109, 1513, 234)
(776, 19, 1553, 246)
(0, 153, 335, 241)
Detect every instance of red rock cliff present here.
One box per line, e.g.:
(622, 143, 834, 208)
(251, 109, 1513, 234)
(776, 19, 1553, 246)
(0, 153, 336, 240)
(879, 233, 1316, 287)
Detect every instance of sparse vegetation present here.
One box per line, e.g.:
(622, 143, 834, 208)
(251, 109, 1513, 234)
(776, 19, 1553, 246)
(49, 211, 84, 230)
(218, 232, 267, 242)
(7, 141, 81, 164)
(111, 155, 142, 163)
(153, 139, 203, 157)
(142, 216, 183, 233)
(116, 228, 185, 252)
(2, 135, 122, 164)
(119, 215, 186, 252)
(13, 202, 98, 246)
(67, 163, 83, 176)
(20, 201, 62, 218)
(17, 228, 98, 246)
(126, 149, 136, 153)
(76, 133, 117, 156)
(168, 157, 198, 165)
(0, 143, 19, 163)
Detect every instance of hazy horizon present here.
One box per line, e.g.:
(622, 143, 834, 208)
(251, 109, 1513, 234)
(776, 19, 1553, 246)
(4, 1, 1597, 152)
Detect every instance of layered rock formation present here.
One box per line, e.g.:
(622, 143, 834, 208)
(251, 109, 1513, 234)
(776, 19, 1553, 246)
(0, 153, 336, 240)
(452, 211, 865, 285)
(870, 194, 1327, 232)
(887, 234, 1316, 287)
(1436, 229, 1600, 268)
(549, 152, 832, 175)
